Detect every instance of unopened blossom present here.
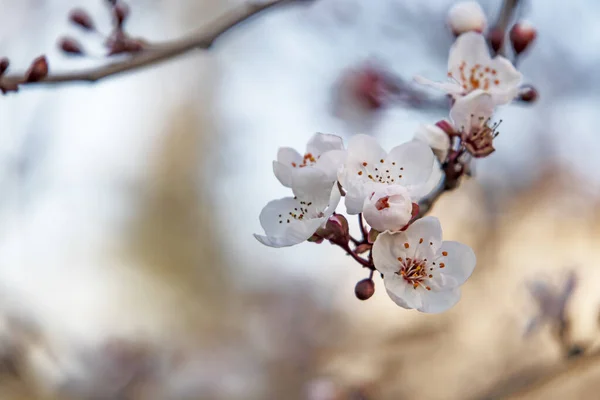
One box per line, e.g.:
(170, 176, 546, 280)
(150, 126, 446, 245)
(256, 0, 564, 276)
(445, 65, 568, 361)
(447, 1, 487, 36)
(273, 132, 346, 196)
(414, 124, 451, 163)
(372, 217, 476, 313)
(338, 135, 434, 214)
(255, 170, 341, 248)
(362, 185, 414, 232)
(415, 32, 522, 106)
(510, 21, 537, 55)
(450, 89, 499, 157)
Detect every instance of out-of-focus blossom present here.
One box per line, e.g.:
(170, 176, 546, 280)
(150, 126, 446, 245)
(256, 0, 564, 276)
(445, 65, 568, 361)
(338, 135, 434, 214)
(362, 185, 414, 232)
(447, 1, 487, 36)
(414, 124, 451, 163)
(510, 21, 537, 56)
(255, 172, 340, 248)
(372, 217, 476, 313)
(525, 271, 577, 337)
(415, 32, 522, 106)
(273, 132, 346, 197)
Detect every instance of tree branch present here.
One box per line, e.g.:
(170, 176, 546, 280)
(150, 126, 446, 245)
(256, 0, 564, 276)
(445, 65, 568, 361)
(0, 0, 305, 90)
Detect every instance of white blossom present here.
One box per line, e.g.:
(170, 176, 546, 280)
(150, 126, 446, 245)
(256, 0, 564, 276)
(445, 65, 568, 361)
(338, 135, 434, 215)
(362, 185, 414, 232)
(447, 1, 487, 36)
(372, 217, 476, 313)
(255, 170, 341, 248)
(273, 132, 346, 197)
(414, 124, 451, 163)
(415, 32, 522, 106)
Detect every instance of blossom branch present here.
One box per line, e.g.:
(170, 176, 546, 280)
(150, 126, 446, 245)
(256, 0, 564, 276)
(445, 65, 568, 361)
(0, 0, 306, 92)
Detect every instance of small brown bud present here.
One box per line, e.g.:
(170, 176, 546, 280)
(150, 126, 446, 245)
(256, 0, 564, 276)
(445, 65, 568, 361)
(510, 22, 537, 55)
(114, 3, 130, 27)
(59, 37, 84, 55)
(0, 58, 9, 75)
(517, 84, 538, 103)
(488, 27, 504, 54)
(355, 279, 375, 301)
(25, 56, 48, 82)
(69, 9, 95, 31)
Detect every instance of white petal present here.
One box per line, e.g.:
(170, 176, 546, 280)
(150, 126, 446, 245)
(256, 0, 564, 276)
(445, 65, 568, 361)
(417, 288, 461, 313)
(488, 56, 522, 97)
(447, 1, 487, 35)
(450, 89, 494, 133)
(306, 132, 344, 156)
(342, 179, 378, 215)
(404, 216, 443, 253)
(273, 161, 293, 188)
(372, 230, 409, 276)
(277, 147, 303, 166)
(323, 182, 342, 219)
(448, 32, 491, 78)
(387, 140, 435, 193)
(414, 124, 451, 162)
(345, 134, 387, 167)
(362, 185, 413, 232)
(315, 149, 346, 183)
(437, 241, 476, 287)
(384, 275, 423, 310)
(414, 75, 464, 95)
(291, 168, 334, 200)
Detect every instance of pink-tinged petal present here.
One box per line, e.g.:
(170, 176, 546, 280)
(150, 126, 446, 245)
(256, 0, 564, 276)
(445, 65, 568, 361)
(372, 230, 409, 276)
(363, 185, 413, 232)
(387, 140, 435, 190)
(306, 132, 344, 156)
(316, 149, 346, 183)
(448, 32, 491, 79)
(414, 124, 451, 162)
(404, 216, 443, 253)
(437, 241, 476, 287)
(414, 75, 464, 95)
(277, 147, 303, 166)
(273, 161, 293, 188)
(450, 89, 494, 132)
(417, 288, 461, 313)
(384, 275, 423, 310)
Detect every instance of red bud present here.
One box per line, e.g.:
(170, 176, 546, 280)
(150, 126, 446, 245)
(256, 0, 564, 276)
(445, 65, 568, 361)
(355, 279, 375, 301)
(25, 56, 48, 82)
(59, 37, 84, 55)
(510, 22, 537, 55)
(69, 9, 95, 31)
(114, 3, 130, 27)
(517, 84, 538, 103)
(0, 58, 9, 76)
(488, 27, 504, 54)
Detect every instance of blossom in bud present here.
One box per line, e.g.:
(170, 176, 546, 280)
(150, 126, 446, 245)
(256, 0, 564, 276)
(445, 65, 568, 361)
(415, 32, 522, 106)
(450, 89, 499, 158)
(59, 37, 84, 56)
(114, 3, 130, 27)
(255, 172, 341, 248)
(517, 84, 538, 103)
(355, 279, 375, 300)
(69, 9, 95, 31)
(414, 124, 451, 163)
(373, 216, 476, 313)
(273, 132, 346, 198)
(510, 22, 537, 55)
(0, 58, 9, 76)
(338, 135, 434, 215)
(315, 214, 349, 245)
(363, 185, 414, 232)
(25, 56, 48, 82)
(487, 27, 504, 54)
(447, 1, 487, 36)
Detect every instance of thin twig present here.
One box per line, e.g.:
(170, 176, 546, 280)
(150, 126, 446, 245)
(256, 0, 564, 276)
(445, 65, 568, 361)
(357, 213, 367, 241)
(494, 0, 521, 56)
(0, 0, 304, 90)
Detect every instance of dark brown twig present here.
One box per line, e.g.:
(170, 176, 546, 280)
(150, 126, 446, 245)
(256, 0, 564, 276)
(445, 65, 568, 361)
(494, 0, 521, 56)
(0, 0, 304, 91)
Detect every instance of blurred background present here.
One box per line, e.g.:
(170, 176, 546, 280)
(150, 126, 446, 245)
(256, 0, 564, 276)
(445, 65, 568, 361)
(1, 0, 600, 398)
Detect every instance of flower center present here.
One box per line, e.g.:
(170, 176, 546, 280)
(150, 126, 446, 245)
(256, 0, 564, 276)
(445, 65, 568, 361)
(356, 160, 405, 184)
(375, 196, 390, 210)
(396, 256, 431, 290)
(449, 62, 501, 92)
(277, 198, 323, 224)
(464, 118, 501, 158)
(291, 153, 318, 168)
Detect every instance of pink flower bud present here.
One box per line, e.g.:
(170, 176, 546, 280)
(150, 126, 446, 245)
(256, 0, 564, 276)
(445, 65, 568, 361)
(69, 9, 95, 31)
(59, 37, 84, 55)
(488, 27, 504, 54)
(517, 84, 538, 103)
(447, 1, 487, 36)
(510, 22, 537, 55)
(25, 56, 48, 82)
(0, 58, 9, 76)
(355, 279, 375, 301)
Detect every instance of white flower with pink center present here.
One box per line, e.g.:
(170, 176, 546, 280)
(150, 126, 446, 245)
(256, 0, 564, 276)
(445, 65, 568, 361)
(415, 32, 522, 106)
(273, 132, 346, 196)
(362, 185, 414, 232)
(372, 217, 476, 313)
(338, 135, 434, 215)
(254, 170, 341, 248)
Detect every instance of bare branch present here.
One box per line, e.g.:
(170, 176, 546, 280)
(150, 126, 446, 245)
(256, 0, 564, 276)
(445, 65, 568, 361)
(494, 0, 521, 55)
(0, 0, 305, 91)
